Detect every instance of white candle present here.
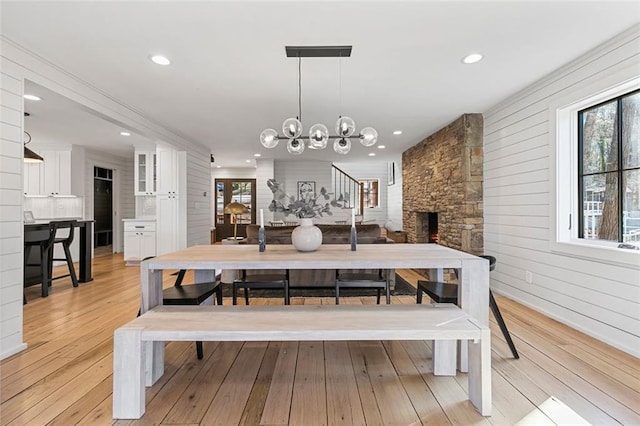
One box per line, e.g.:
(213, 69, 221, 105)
(352, 208, 355, 227)
(260, 209, 264, 228)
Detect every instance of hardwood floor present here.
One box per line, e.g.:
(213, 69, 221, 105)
(2, 254, 638, 425)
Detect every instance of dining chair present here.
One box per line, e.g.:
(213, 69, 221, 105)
(140, 257, 223, 359)
(335, 269, 390, 304)
(416, 255, 519, 359)
(233, 269, 290, 305)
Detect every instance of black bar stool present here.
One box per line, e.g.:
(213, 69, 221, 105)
(48, 220, 79, 288)
(24, 226, 56, 302)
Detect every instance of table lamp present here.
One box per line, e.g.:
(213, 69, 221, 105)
(223, 202, 249, 240)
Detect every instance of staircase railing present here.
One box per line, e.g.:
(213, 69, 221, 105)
(332, 164, 364, 216)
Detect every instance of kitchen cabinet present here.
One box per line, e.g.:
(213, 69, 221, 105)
(123, 220, 156, 264)
(155, 148, 187, 255)
(41, 150, 71, 195)
(134, 151, 157, 195)
(23, 162, 43, 195)
(23, 150, 71, 196)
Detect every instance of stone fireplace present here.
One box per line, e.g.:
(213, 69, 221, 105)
(416, 212, 439, 244)
(402, 114, 483, 256)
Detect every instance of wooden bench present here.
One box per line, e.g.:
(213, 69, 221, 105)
(113, 304, 491, 419)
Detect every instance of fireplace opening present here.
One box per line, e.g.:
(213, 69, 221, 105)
(416, 212, 438, 244)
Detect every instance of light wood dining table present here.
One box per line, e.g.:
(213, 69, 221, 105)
(140, 244, 490, 412)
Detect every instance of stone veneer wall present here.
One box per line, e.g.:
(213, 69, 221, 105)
(402, 113, 484, 255)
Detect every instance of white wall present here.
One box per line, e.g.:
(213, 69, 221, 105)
(0, 59, 28, 359)
(386, 155, 403, 230)
(333, 160, 390, 225)
(483, 26, 640, 356)
(0, 35, 211, 360)
(186, 150, 212, 246)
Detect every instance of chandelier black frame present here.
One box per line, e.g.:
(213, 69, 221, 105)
(259, 45, 378, 155)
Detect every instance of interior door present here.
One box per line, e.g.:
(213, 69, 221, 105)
(215, 178, 256, 241)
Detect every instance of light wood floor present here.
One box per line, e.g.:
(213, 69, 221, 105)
(2, 253, 639, 425)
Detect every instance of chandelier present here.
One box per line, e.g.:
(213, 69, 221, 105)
(259, 46, 378, 155)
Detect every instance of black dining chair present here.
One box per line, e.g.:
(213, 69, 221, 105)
(416, 255, 519, 359)
(335, 269, 390, 304)
(139, 257, 223, 359)
(24, 225, 57, 302)
(233, 269, 290, 305)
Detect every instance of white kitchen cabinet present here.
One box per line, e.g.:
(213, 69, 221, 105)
(155, 149, 186, 255)
(134, 151, 157, 195)
(23, 162, 43, 195)
(123, 220, 156, 264)
(41, 150, 71, 195)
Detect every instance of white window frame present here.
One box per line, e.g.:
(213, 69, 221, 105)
(550, 66, 640, 268)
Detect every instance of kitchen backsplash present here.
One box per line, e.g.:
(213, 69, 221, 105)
(136, 195, 156, 218)
(24, 196, 84, 220)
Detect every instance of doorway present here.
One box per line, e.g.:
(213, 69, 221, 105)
(214, 178, 256, 241)
(94, 166, 113, 253)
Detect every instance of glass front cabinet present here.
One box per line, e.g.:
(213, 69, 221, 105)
(134, 151, 157, 195)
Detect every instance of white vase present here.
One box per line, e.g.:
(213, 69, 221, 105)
(291, 218, 323, 252)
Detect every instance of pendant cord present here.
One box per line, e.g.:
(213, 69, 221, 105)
(298, 56, 302, 122)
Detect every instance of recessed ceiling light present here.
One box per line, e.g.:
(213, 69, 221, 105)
(23, 94, 41, 101)
(254, 153, 261, 157)
(378, 145, 386, 149)
(216, 165, 221, 168)
(120, 131, 131, 136)
(245, 159, 251, 163)
(150, 55, 171, 65)
(393, 130, 402, 135)
(368, 153, 376, 157)
(462, 53, 483, 64)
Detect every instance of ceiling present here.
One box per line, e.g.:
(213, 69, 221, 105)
(3, 1, 639, 167)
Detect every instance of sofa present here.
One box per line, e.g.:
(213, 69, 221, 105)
(243, 223, 395, 289)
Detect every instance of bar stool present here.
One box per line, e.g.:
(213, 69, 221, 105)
(48, 220, 79, 288)
(24, 226, 56, 302)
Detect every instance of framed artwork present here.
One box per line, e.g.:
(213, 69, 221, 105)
(297, 181, 316, 199)
(24, 210, 35, 223)
(388, 161, 396, 185)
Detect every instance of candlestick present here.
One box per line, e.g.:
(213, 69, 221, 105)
(260, 209, 264, 228)
(350, 224, 357, 251)
(351, 208, 355, 227)
(258, 226, 266, 252)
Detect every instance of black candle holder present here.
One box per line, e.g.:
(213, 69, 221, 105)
(258, 226, 266, 252)
(350, 225, 357, 251)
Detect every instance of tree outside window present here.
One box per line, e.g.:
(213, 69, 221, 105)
(578, 89, 640, 242)
(360, 179, 379, 208)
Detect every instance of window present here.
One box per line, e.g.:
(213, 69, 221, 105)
(551, 71, 639, 267)
(578, 90, 640, 243)
(360, 179, 379, 208)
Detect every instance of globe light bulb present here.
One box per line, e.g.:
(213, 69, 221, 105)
(283, 118, 302, 138)
(333, 138, 351, 155)
(359, 127, 378, 147)
(308, 124, 328, 149)
(287, 138, 305, 155)
(259, 129, 279, 148)
(334, 116, 355, 137)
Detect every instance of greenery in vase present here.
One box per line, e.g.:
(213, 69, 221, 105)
(267, 179, 348, 219)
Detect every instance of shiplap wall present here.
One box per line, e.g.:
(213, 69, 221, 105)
(187, 149, 212, 246)
(0, 61, 27, 359)
(386, 155, 403, 229)
(483, 26, 640, 356)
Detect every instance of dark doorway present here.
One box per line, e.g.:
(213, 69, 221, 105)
(94, 167, 113, 248)
(214, 178, 256, 241)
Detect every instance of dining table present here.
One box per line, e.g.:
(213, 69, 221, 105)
(139, 243, 490, 379)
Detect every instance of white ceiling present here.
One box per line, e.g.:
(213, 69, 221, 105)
(3, 1, 639, 167)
